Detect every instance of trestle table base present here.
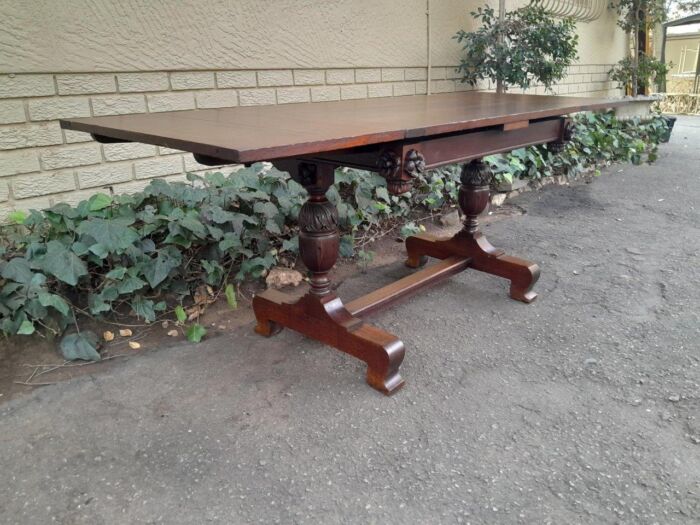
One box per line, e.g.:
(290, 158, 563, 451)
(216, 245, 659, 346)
(252, 158, 540, 395)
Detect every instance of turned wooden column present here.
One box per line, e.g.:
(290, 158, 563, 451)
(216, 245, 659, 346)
(296, 162, 339, 296)
(458, 158, 498, 239)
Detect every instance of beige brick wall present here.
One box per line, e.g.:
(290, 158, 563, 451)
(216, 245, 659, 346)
(0, 66, 620, 220)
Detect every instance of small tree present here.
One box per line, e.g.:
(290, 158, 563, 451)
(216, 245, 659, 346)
(455, 1, 579, 94)
(609, 0, 669, 94)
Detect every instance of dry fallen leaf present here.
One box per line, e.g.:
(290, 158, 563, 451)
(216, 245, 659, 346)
(103, 331, 115, 342)
(119, 328, 132, 337)
(167, 330, 179, 337)
(128, 341, 141, 349)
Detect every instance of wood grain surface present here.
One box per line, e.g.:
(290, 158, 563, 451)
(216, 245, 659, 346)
(60, 91, 625, 163)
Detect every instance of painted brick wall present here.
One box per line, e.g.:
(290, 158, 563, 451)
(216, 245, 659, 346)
(0, 66, 619, 220)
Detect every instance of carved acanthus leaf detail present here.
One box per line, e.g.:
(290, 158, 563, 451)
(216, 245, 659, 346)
(562, 120, 575, 142)
(549, 120, 574, 154)
(299, 200, 338, 234)
(460, 159, 493, 187)
(377, 151, 400, 178)
(404, 149, 425, 176)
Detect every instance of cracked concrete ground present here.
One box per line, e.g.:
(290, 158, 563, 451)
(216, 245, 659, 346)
(1, 117, 699, 524)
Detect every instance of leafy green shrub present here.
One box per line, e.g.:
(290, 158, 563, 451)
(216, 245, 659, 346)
(0, 111, 668, 358)
(455, 1, 579, 93)
(609, 54, 669, 95)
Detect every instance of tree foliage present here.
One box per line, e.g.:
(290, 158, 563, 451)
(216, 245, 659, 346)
(609, 0, 670, 94)
(455, 1, 579, 92)
(668, 0, 700, 16)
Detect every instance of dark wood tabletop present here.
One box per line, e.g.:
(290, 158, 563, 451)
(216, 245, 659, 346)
(60, 91, 624, 164)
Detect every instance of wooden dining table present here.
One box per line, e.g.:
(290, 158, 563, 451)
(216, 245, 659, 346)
(61, 91, 625, 395)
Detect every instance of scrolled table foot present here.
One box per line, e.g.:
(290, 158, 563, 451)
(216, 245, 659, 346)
(253, 289, 406, 395)
(357, 324, 406, 395)
(507, 261, 540, 303)
(510, 286, 538, 304)
(367, 366, 405, 395)
(254, 317, 283, 337)
(405, 251, 428, 269)
(469, 253, 540, 303)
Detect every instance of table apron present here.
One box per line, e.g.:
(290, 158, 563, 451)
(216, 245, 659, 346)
(417, 118, 562, 169)
(304, 117, 564, 172)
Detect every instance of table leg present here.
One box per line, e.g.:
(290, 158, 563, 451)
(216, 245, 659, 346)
(252, 163, 405, 394)
(405, 158, 540, 303)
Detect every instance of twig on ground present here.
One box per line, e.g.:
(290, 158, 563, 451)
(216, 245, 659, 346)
(13, 380, 60, 387)
(355, 212, 439, 249)
(19, 353, 131, 385)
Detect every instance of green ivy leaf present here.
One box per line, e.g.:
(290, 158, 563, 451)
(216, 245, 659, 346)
(235, 255, 275, 281)
(60, 331, 101, 361)
(88, 293, 112, 314)
(88, 193, 112, 211)
(24, 298, 47, 320)
(131, 296, 156, 322)
(38, 241, 88, 286)
(375, 187, 391, 203)
(174, 305, 187, 323)
(225, 284, 237, 310)
(17, 320, 35, 335)
(76, 217, 139, 252)
(186, 324, 207, 343)
(253, 201, 278, 219)
(142, 247, 182, 288)
(339, 235, 354, 258)
(201, 259, 224, 286)
(37, 292, 70, 317)
(178, 212, 208, 238)
(117, 275, 146, 294)
(8, 210, 27, 224)
(71, 242, 91, 256)
(209, 207, 238, 224)
(1, 258, 34, 284)
(206, 224, 224, 240)
(105, 266, 128, 280)
(88, 243, 110, 259)
(281, 236, 299, 254)
(219, 233, 241, 252)
(265, 219, 281, 235)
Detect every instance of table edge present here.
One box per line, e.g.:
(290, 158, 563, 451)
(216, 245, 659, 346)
(59, 96, 628, 164)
